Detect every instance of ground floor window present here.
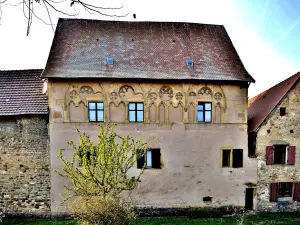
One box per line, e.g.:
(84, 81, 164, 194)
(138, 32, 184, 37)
(270, 182, 300, 202)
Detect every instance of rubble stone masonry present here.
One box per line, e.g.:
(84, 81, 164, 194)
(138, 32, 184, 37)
(256, 81, 300, 211)
(0, 115, 50, 216)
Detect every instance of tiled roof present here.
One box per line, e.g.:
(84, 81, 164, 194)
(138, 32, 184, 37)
(0, 69, 48, 116)
(42, 18, 255, 82)
(248, 72, 300, 132)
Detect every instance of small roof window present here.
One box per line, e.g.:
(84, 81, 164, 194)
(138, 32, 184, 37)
(107, 58, 114, 65)
(186, 59, 193, 67)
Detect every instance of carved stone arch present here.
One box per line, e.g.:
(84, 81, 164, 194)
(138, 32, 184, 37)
(148, 101, 157, 123)
(169, 101, 184, 123)
(80, 86, 93, 94)
(214, 84, 227, 109)
(69, 100, 86, 122)
(187, 90, 197, 102)
(198, 86, 213, 99)
(109, 101, 126, 123)
(159, 85, 174, 101)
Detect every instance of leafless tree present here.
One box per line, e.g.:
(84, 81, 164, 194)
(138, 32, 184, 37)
(0, 0, 128, 35)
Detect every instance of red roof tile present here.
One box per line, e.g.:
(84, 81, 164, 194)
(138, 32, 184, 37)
(0, 69, 48, 116)
(42, 18, 254, 82)
(248, 72, 300, 132)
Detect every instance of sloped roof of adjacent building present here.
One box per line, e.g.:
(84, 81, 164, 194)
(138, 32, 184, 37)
(42, 18, 255, 82)
(0, 69, 48, 116)
(248, 72, 300, 132)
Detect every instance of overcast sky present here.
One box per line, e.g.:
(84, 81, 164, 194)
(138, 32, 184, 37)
(0, 0, 299, 98)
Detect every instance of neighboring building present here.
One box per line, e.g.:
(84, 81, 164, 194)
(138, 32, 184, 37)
(42, 18, 256, 214)
(248, 72, 300, 211)
(0, 70, 50, 215)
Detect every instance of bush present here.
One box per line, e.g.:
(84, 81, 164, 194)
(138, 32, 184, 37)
(68, 196, 137, 225)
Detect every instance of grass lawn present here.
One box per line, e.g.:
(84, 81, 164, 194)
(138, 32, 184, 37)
(2, 212, 300, 225)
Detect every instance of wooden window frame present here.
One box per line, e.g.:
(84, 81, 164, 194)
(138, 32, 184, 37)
(128, 102, 144, 123)
(278, 182, 294, 198)
(88, 102, 104, 122)
(197, 102, 212, 123)
(267, 145, 295, 165)
(220, 148, 243, 168)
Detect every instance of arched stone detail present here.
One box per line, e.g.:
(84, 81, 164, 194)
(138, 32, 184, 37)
(198, 87, 213, 99)
(169, 102, 183, 123)
(159, 86, 173, 101)
(175, 92, 183, 101)
(214, 92, 222, 101)
(80, 86, 93, 94)
(109, 101, 126, 123)
(148, 102, 157, 123)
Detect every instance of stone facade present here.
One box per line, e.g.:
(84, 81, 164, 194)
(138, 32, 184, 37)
(0, 115, 50, 215)
(48, 80, 257, 213)
(256, 81, 300, 211)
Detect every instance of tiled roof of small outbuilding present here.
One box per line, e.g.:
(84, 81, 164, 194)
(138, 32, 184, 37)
(0, 69, 48, 116)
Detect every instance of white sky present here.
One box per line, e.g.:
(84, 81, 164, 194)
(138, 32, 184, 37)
(0, 0, 298, 98)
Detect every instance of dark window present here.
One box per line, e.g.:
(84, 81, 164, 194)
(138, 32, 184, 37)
(222, 149, 243, 168)
(278, 182, 293, 198)
(222, 150, 231, 167)
(280, 107, 286, 116)
(232, 149, 243, 168)
(203, 196, 212, 202)
(274, 145, 287, 164)
(197, 102, 212, 123)
(129, 102, 144, 122)
(88, 102, 104, 122)
(137, 149, 160, 169)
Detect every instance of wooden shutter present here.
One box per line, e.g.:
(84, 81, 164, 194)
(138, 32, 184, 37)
(266, 146, 274, 165)
(232, 149, 243, 168)
(293, 182, 300, 201)
(270, 183, 279, 202)
(137, 150, 145, 169)
(152, 149, 161, 169)
(287, 146, 296, 165)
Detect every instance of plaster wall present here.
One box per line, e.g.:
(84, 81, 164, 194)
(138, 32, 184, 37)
(47, 80, 256, 212)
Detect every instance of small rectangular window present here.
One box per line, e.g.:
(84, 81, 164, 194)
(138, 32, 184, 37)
(278, 182, 293, 198)
(232, 149, 243, 168)
(221, 149, 243, 168)
(198, 102, 212, 123)
(129, 102, 144, 122)
(88, 102, 104, 122)
(137, 149, 161, 169)
(280, 107, 286, 116)
(273, 145, 287, 164)
(222, 150, 231, 167)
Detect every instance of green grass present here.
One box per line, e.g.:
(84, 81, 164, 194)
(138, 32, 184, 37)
(3, 212, 300, 225)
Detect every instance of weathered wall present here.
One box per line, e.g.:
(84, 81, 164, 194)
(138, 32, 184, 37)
(0, 115, 50, 215)
(48, 80, 256, 213)
(256, 81, 300, 211)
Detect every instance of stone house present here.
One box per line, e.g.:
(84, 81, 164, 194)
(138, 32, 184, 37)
(248, 72, 300, 211)
(0, 70, 50, 215)
(42, 18, 256, 214)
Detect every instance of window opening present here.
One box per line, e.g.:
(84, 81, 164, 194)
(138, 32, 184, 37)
(129, 102, 144, 122)
(137, 149, 160, 169)
(280, 107, 286, 116)
(278, 182, 293, 198)
(197, 102, 212, 123)
(274, 145, 287, 164)
(88, 102, 104, 122)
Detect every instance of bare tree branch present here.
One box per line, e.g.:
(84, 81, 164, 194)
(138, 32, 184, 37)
(0, 0, 128, 35)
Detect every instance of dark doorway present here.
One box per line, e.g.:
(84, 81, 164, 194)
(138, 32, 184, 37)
(245, 188, 254, 210)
